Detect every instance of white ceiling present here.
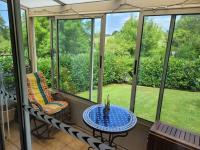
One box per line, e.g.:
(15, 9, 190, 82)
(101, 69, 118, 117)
(20, 0, 106, 8)
(20, 0, 200, 9)
(20, 0, 60, 8)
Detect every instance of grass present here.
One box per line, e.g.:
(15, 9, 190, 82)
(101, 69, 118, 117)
(78, 83, 200, 134)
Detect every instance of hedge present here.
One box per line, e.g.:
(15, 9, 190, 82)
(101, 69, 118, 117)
(38, 53, 200, 93)
(138, 57, 200, 91)
(1, 53, 199, 93)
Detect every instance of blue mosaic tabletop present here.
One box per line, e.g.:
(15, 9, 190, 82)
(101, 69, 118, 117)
(83, 104, 137, 133)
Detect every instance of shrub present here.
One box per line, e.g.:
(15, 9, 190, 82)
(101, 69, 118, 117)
(138, 57, 200, 91)
(103, 52, 133, 84)
(0, 56, 15, 92)
(37, 57, 51, 86)
(138, 57, 163, 87)
(37, 53, 200, 93)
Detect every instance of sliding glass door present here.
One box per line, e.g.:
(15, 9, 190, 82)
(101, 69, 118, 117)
(134, 15, 171, 121)
(160, 14, 200, 134)
(58, 18, 101, 101)
(102, 12, 139, 109)
(133, 13, 200, 134)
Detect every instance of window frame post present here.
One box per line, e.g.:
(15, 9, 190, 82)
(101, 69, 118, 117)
(7, 0, 32, 149)
(156, 15, 176, 120)
(97, 14, 106, 104)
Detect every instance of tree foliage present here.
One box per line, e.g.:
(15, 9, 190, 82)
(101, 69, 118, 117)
(0, 14, 10, 53)
(59, 19, 91, 55)
(35, 17, 50, 57)
(172, 15, 200, 59)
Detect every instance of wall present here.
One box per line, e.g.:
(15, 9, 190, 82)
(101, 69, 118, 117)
(61, 92, 151, 150)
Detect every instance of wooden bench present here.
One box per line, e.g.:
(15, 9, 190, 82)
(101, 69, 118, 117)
(147, 121, 200, 150)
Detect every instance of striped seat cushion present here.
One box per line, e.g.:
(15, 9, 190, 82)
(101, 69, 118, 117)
(43, 101, 69, 115)
(27, 72, 53, 105)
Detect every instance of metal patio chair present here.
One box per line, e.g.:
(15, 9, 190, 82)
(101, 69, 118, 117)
(26, 72, 71, 138)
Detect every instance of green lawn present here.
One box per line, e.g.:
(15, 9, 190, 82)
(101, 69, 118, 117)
(78, 84, 200, 134)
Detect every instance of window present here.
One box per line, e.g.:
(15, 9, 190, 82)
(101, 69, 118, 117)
(0, 0, 14, 93)
(161, 15, 200, 134)
(0, 0, 21, 149)
(58, 18, 101, 100)
(134, 15, 171, 121)
(77, 18, 101, 102)
(34, 17, 51, 86)
(102, 12, 139, 108)
(53, 11, 200, 135)
(21, 9, 30, 68)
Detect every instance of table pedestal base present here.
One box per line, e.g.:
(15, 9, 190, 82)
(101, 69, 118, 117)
(90, 129, 128, 149)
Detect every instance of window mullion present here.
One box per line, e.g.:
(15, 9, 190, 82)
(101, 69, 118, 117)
(130, 12, 144, 112)
(97, 14, 106, 104)
(56, 19, 60, 90)
(89, 19, 95, 101)
(156, 15, 176, 121)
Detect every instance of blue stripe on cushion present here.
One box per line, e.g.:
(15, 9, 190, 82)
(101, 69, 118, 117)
(48, 102, 64, 107)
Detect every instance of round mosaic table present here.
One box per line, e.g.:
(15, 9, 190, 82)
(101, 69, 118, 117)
(83, 104, 137, 147)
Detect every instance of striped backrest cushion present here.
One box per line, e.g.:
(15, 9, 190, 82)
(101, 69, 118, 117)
(26, 72, 53, 105)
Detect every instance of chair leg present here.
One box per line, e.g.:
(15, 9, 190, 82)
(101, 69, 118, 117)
(31, 117, 54, 139)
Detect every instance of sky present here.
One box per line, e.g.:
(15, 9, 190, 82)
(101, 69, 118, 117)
(106, 12, 139, 35)
(0, 1, 9, 26)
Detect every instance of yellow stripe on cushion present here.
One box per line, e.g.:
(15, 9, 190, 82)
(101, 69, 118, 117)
(27, 74, 45, 105)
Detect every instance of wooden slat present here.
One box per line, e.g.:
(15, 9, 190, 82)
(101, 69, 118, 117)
(158, 123, 164, 132)
(156, 122, 161, 130)
(149, 122, 200, 150)
(194, 135, 200, 146)
(179, 130, 186, 140)
(170, 127, 177, 137)
(185, 132, 190, 142)
(166, 126, 172, 135)
(175, 128, 181, 139)
(189, 133, 195, 145)
(161, 124, 168, 133)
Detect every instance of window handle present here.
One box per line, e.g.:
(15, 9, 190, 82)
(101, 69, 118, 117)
(134, 60, 137, 75)
(100, 56, 102, 68)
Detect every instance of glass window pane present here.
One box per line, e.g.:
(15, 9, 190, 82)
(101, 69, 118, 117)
(77, 18, 101, 102)
(0, 0, 21, 149)
(161, 15, 200, 134)
(35, 17, 52, 87)
(134, 16, 171, 121)
(58, 19, 92, 99)
(103, 12, 139, 108)
(21, 9, 30, 69)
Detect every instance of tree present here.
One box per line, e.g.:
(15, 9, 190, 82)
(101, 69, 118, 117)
(105, 17, 138, 56)
(141, 19, 166, 57)
(105, 17, 165, 57)
(59, 19, 91, 55)
(35, 17, 50, 57)
(0, 14, 10, 53)
(172, 15, 200, 60)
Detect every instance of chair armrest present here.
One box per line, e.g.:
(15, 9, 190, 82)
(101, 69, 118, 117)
(51, 92, 68, 102)
(30, 101, 43, 112)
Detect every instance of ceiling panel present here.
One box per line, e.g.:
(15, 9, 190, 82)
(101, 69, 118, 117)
(60, 0, 104, 5)
(20, 0, 60, 8)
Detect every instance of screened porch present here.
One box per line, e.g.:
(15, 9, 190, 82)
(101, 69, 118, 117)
(0, 0, 200, 150)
